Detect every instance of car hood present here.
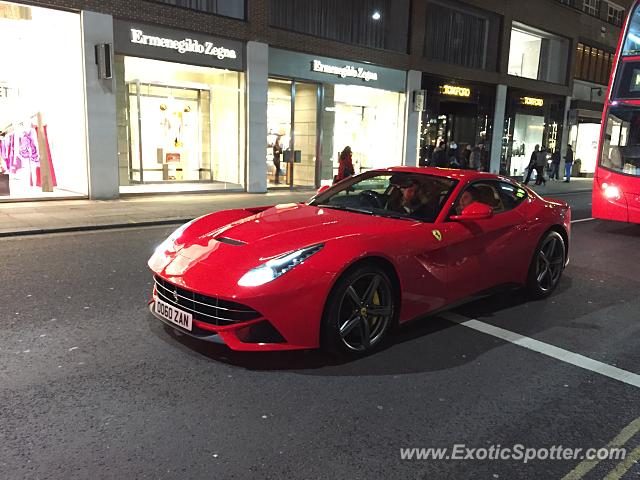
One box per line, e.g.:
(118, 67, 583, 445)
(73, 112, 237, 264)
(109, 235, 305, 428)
(176, 203, 414, 267)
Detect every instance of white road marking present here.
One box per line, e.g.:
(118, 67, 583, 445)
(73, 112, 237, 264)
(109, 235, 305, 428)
(442, 312, 640, 389)
(571, 217, 595, 224)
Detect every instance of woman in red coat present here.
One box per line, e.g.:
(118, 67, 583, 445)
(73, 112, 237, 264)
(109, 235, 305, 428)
(335, 146, 355, 183)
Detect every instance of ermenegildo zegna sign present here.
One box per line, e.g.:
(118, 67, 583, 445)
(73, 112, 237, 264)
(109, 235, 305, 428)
(113, 20, 244, 70)
(269, 48, 406, 92)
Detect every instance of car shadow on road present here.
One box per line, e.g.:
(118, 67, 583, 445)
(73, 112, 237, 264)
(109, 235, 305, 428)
(153, 284, 561, 376)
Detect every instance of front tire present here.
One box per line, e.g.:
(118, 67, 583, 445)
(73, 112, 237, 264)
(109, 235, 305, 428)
(525, 230, 566, 299)
(322, 264, 397, 355)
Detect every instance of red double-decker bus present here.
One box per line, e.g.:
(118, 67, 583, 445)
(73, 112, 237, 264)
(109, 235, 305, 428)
(593, 1, 640, 223)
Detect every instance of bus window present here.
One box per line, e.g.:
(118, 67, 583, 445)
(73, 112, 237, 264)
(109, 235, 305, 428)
(623, 6, 640, 55)
(600, 107, 640, 176)
(613, 62, 640, 98)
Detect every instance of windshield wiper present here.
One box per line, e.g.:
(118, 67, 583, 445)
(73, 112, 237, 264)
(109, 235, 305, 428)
(317, 204, 418, 221)
(316, 204, 375, 215)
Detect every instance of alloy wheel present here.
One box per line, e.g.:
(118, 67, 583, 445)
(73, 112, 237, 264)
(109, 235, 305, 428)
(535, 234, 565, 292)
(337, 273, 394, 352)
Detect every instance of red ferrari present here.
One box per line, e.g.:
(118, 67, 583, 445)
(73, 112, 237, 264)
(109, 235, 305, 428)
(148, 167, 571, 354)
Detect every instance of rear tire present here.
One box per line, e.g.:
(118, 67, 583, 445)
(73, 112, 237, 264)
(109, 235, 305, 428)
(525, 230, 566, 299)
(322, 263, 397, 355)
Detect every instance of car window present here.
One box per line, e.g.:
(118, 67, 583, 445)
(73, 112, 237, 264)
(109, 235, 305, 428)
(451, 181, 506, 216)
(499, 182, 528, 211)
(310, 171, 457, 222)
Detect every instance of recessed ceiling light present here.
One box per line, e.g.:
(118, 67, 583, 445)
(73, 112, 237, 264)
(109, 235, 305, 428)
(372, 11, 381, 20)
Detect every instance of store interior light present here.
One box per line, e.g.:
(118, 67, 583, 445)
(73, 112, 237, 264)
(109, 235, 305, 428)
(372, 11, 381, 20)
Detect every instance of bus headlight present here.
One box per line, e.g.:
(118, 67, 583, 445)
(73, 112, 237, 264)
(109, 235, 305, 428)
(602, 183, 622, 201)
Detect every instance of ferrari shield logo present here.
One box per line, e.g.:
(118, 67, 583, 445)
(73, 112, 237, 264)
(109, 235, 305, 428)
(432, 229, 442, 242)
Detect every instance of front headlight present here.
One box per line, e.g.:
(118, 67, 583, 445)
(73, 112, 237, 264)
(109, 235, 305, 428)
(602, 183, 622, 201)
(238, 244, 324, 287)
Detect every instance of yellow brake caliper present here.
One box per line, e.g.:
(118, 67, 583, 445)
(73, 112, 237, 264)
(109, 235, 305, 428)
(370, 290, 381, 329)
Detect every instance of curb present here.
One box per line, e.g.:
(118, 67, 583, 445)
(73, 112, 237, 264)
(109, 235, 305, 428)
(0, 218, 191, 238)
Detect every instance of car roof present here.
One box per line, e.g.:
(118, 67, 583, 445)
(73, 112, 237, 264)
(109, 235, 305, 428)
(370, 166, 514, 184)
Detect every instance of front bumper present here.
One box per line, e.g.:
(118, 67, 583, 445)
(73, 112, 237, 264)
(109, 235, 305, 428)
(148, 297, 308, 351)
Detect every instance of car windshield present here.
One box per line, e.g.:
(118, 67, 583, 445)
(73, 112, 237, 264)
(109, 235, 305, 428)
(309, 172, 458, 222)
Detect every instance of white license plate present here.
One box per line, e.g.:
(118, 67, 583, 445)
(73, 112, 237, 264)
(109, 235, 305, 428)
(155, 298, 193, 331)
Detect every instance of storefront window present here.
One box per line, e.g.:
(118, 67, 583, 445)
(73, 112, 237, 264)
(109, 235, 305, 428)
(508, 23, 569, 84)
(321, 85, 405, 183)
(267, 79, 318, 188)
(116, 56, 245, 193)
(0, 1, 87, 200)
(570, 122, 601, 173)
(501, 93, 564, 177)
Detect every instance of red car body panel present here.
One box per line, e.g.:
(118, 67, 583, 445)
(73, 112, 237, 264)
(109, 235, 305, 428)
(148, 167, 570, 351)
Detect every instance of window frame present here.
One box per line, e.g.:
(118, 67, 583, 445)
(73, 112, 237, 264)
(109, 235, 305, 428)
(582, 0, 601, 16)
(449, 179, 526, 219)
(145, 0, 247, 20)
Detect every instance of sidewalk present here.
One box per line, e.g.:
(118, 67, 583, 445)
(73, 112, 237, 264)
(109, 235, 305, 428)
(0, 178, 593, 237)
(0, 190, 313, 237)
(523, 177, 593, 196)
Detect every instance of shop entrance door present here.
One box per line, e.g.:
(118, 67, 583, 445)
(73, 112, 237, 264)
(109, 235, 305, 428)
(267, 79, 319, 188)
(510, 114, 545, 177)
(439, 102, 479, 148)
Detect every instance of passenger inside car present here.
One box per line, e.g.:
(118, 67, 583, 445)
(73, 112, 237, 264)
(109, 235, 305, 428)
(454, 185, 480, 215)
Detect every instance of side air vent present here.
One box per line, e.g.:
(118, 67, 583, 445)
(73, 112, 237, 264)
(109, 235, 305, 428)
(215, 237, 246, 246)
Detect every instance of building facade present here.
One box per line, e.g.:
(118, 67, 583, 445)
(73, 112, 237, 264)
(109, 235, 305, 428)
(0, 0, 632, 200)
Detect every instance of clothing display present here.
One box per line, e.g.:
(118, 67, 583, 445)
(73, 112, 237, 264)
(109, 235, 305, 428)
(0, 118, 57, 192)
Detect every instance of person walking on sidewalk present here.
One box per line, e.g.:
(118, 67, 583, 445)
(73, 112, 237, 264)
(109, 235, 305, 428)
(534, 146, 547, 186)
(564, 144, 574, 183)
(523, 145, 539, 185)
(550, 148, 561, 180)
(334, 146, 355, 183)
(469, 144, 482, 171)
(432, 141, 447, 167)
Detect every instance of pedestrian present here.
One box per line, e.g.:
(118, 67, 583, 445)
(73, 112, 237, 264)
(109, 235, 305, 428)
(480, 144, 489, 172)
(462, 144, 472, 169)
(564, 144, 574, 182)
(272, 135, 283, 184)
(550, 148, 561, 180)
(448, 142, 460, 168)
(534, 146, 547, 186)
(469, 145, 482, 171)
(523, 145, 539, 185)
(432, 141, 447, 168)
(334, 146, 355, 183)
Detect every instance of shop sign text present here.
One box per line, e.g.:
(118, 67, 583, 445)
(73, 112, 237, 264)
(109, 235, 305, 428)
(521, 96, 544, 107)
(130, 29, 237, 60)
(311, 60, 378, 82)
(440, 84, 471, 97)
(0, 85, 18, 99)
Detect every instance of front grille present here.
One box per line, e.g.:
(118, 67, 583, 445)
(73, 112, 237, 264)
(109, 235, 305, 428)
(154, 276, 262, 326)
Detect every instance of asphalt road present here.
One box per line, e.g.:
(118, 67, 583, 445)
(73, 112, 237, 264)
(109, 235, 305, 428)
(1, 191, 639, 480)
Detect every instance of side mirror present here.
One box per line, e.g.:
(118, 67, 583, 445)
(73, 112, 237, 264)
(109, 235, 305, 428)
(316, 185, 331, 195)
(450, 202, 493, 221)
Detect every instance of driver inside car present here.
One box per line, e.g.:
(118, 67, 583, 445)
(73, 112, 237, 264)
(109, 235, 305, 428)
(389, 174, 438, 220)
